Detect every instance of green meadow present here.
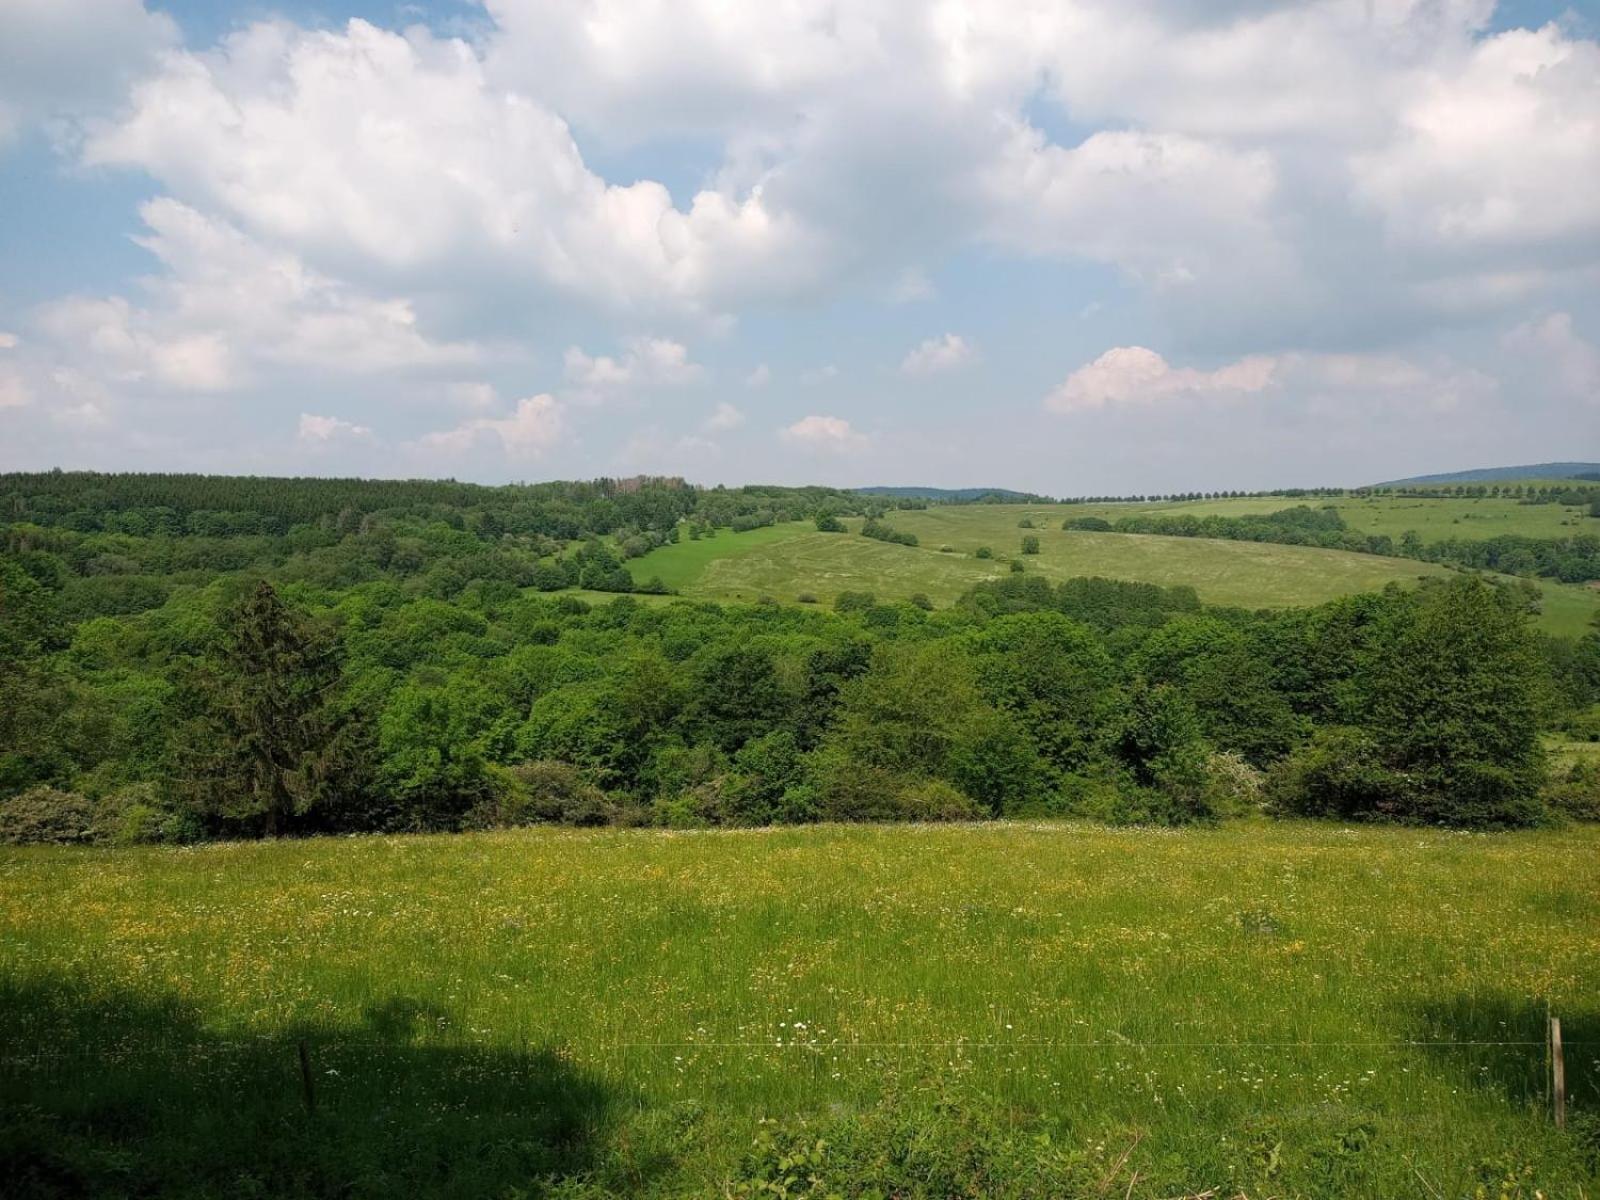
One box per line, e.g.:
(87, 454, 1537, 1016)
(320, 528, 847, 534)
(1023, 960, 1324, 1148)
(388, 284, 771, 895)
(3, 821, 1596, 1198)
(624, 504, 1600, 635)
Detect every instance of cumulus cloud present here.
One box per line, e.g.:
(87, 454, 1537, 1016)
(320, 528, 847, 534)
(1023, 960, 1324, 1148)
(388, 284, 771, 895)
(1047, 343, 1496, 416)
(564, 337, 703, 391)
(900, 333, 976, 376)
(1047, 346, 1277, 412)
(780, 414, 866, 450)
(298, 413, 373, 444)
(0, 0, 177, 145)
(745, 364, 771, 387)
(1505, 312, 1600, 402)
(705, 402, 745, 432)
(416, 393, 564, 459)
(82, 19, 823, 320)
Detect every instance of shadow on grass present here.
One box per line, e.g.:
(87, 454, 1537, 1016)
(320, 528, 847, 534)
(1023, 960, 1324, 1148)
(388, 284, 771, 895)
(0, 974, 636, 1200)
(1409, 994, 1599, 1113)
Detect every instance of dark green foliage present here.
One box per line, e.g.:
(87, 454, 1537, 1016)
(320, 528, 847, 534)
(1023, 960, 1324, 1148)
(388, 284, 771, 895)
(176, 582, 364, 837)
(860, 517, 919, 546)
(813, 512, 845, 532)
(1063, 516, 1111, 531)
(1020, 535, 1041, 554)
(0, 787, 99, 844)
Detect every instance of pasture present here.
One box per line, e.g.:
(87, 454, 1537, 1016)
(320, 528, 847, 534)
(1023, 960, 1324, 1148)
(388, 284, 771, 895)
(2, 822, 1595, 1197)
(624, 504, 1600, 635)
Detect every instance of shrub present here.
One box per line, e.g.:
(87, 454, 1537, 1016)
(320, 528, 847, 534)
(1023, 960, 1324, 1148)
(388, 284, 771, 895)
(1017, 517, 1035, 529)
(1064, 516, 1112, 532)
(796, 592, 818, 604)
(1265, 727, 1412, 821)
(1545, 761, 1600, 821)
(95, 783, 204, 845)
(1009, 559, 1025, 573)
(482, 760, 612, 826)
(974, 546, 994, 559)
(908, 593, 934, 611)
(895, 778, 986, 822)
(1020, 535, 1041, 555)
(814, 513, 845, 533)
(834, 591, 877, 613)
(0, 786, 100, 844)
(1202, 751, 1265, 816)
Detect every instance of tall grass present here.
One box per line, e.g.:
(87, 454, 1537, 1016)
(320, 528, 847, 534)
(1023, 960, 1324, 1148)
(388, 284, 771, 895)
(3, 821, 1596, 1196)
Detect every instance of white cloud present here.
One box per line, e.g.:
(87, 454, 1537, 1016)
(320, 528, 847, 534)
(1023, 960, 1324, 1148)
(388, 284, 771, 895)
(1047, 346, 1276, 412)
(0, 0, 178, 146)
(416, 393, 564, 458)
(1046, 343, 1495, 416)
(780, 414, 866, 450)
(0, 332, 18, 350)
(563, 336, 703, 390)
(1352, 27, 1600, 256)
(298, 413, 373, 444)
(745, 363, 771, 387)
(0, 365, 32, 410)
(800, 364, 839, 385)
(83, 19, 823, 321)
(1505, 312, 1600, 402)
(704, 402, 745, 432)
(900, 332, 977, 376)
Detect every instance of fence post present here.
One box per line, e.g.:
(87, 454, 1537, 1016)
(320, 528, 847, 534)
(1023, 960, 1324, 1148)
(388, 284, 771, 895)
(298, 1039, 317, 1116)
(1550, 1016, 1565, 1130)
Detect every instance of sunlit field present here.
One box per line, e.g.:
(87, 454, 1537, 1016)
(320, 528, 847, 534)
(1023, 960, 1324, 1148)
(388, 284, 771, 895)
(623, 505, 1600, 635)
(4, 822, 1596, 1197)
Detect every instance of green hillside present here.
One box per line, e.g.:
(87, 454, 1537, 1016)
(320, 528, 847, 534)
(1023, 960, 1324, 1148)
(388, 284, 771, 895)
(626, 505, 1600, 635)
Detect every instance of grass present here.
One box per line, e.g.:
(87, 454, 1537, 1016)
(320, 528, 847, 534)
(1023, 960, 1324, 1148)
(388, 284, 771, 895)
(3, 822, 1597, 1197)
(620, 506, 1600, 636)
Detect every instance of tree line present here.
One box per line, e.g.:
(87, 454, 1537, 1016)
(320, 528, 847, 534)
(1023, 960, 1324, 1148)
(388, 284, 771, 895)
(1067, 505, 1600, 583)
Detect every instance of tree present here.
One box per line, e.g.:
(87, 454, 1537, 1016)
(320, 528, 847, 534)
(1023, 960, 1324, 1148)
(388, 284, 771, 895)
(1020, 535, 1041, 555)
(1355, 576, 1548, 825)
(178, 581, 355, 836)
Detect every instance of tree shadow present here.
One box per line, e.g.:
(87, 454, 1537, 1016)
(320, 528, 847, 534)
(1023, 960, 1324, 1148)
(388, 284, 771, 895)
(1408, 993, 1599, 1113)
(0, 973, 637, 1199)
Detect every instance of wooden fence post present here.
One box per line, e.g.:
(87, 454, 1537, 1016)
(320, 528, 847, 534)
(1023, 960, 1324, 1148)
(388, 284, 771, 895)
(1550, 1016, 1565, 1130)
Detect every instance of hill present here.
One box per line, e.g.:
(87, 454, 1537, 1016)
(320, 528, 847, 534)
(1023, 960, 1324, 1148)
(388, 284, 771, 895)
(1376, 462, 1600, 486)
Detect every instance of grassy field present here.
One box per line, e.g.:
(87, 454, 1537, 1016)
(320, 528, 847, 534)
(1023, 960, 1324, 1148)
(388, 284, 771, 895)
(2, 822, 1595, 1197)
(1051, 493, 1599, 540)
(623, 506, 1600, 634)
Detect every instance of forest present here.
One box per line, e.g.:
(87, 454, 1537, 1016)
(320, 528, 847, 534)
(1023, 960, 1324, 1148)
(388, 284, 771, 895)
(2, 471, 1598, 843)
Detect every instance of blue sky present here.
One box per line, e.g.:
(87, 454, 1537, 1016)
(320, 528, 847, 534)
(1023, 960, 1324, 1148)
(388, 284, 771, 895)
(1, 1, 1596, 493)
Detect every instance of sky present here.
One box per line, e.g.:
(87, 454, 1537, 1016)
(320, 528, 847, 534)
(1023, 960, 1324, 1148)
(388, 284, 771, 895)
(0, 0, 1596, 494)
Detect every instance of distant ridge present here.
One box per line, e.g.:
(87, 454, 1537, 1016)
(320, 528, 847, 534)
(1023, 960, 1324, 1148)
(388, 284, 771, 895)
(1375, 462, 1600, 486)
(857, 485, 1050, 502)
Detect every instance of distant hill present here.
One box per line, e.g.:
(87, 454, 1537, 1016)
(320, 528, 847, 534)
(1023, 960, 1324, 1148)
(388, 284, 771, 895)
(857, 486, 1051, 503)
(1376, 462, 1600, 486)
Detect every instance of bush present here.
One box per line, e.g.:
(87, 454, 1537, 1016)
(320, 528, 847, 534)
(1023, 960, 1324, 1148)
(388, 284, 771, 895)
(975, 546, 993, 559)
(1545, 760, 1600, 821)
(1265, 728, 1413, 821)
(1017, 517, 1035, 529)
(476, 760, 612, 826)
(1064, 516, 1112, 532)
(1202, 751, 1265, 816)
(94, 783, 204, 845)
(0, 786, 100, 844)
(1020, 535, 1041, 555)
(796, 592, 818, 604)
(895, 778, 986, 822)
(908, 593, 934, 611)
(814, 513, 845, 533)
(834, 591, 877, 614)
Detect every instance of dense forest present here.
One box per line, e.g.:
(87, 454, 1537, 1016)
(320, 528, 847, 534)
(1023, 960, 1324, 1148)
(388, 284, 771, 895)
(2, 473, 1598, 843)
